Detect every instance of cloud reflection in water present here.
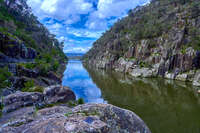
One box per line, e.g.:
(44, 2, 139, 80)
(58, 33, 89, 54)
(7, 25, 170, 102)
(62, 60, 106, 103)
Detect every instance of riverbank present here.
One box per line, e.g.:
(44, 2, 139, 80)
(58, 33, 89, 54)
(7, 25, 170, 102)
(84, 58, 200, 88)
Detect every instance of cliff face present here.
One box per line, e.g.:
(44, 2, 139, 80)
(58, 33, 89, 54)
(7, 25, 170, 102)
(84, 0, 200, 86)
(0, 0, 67, 95)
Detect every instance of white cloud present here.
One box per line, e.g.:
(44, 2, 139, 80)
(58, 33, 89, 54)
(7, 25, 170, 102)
(27, 0, 149, 53)
(66, 27, 102, 38)
(41, 0, 58, 13)
(28, 0, 93, 21)
(64, 46, 91, 53)
(85, 0, 148, 30)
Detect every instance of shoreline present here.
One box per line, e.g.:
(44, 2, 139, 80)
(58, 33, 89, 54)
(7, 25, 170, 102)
(84, 59, 200, 88)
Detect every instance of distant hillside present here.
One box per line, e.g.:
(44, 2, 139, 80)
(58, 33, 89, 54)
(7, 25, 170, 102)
(0, 0, 67, 93)
(84, 0, 200, 86)
(66, 53, 84, 60)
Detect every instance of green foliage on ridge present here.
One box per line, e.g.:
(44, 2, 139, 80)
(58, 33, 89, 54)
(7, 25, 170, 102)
(0, 67, 12, 89)
(85, 0, 200, 60)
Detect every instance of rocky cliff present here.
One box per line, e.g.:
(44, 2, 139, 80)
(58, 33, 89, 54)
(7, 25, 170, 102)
(84, 0, 200, 86)
(0, 0, 67, 96)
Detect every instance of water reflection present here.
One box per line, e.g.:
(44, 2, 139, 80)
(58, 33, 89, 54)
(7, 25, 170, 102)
(62, 60, 200, 133)
(62, 60, 106, 103)
(84, 64, 200, 133)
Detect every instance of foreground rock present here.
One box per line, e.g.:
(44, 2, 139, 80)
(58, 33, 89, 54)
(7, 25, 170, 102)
(2, 91, 43, 113)
(44, 85, 76, 104)
(0, 104, 151, 133)
(1, 85, 75, 114)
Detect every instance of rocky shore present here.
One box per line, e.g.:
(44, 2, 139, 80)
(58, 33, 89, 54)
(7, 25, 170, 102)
(85, 54, 200, 87)
(0, 85, 151, 133)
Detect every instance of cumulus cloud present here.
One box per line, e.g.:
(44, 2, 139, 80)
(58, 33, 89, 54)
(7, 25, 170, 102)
(64, 46, 92, 53)
(27, 0, 149, 53)
(28, 0, 93, 21)
(86, 0, 149, 30)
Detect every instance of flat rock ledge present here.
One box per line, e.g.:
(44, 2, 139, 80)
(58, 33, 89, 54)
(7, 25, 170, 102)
(0, 103, 151, 133)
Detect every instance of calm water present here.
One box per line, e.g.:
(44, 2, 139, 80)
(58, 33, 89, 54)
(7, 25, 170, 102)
(62, 60, 200, 133)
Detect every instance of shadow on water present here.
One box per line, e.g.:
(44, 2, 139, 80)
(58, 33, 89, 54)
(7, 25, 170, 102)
(62, 60, 200, 133)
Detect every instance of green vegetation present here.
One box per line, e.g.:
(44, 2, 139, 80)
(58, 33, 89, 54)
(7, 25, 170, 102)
(139, 61, 151, 68)
(0, 67, 12, 88)
(21, 80, 44, 93)
(0, 0, 67, 65)
(18, 63, 36, 69)
(0, 4, 14, 21)
(67, 100, 78, 107)
(14, 29, 37, 49)
(64, 112, 73, 117)
(21, 80, 35, 92)
(67, 98, 85, 107)
(77, 98, 84, 104)
(84, 0, 200, 63)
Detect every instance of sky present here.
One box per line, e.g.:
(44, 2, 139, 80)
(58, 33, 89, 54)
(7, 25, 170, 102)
(27, 0, 150, 53)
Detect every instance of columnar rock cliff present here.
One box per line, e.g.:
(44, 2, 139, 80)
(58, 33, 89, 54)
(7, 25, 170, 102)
(84, 0, 200, 86)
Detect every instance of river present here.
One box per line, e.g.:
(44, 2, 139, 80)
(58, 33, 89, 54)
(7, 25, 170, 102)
(62, 60, 200, 133)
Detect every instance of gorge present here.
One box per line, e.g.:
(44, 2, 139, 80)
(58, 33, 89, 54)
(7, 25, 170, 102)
(1, 0, 200, 133)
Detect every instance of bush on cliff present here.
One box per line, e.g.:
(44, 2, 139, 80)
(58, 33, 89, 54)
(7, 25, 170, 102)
(0, 67, 12, 88)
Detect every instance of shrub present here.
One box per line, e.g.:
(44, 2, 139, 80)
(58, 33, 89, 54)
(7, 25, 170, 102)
(21, 80, 35, 92)
(52, 60, 59, 71)
(0, 67, 12, 88)
(67, 100, 78, 107)
(77, 98, 84, 105)
(18, 63, 36, 69)
(38, 63, 51, 76)
(43, 53, 53, 63)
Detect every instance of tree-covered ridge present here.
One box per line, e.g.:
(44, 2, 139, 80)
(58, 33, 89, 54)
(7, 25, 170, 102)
(0, 0, 67, 91)
(85, 0, 200, 60)
(0, 0, 66, 61)
(84, 0, 200, 84)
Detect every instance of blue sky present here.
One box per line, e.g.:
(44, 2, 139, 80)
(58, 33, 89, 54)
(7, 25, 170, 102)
(27, 0, 149, 53)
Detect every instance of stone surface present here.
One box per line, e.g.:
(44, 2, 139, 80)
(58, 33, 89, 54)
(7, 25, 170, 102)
(17, 66, 39, 78)
(193, 70, 200, 86)
(175, 73, 188, 81)
(130, 68, 154, 78)
(44, 85, 76, 104)
(1, 85, 76, 114)
(2, 91, 44, 113)
(0, 104, 151, 133)
(0, 32, 36, 61)
(165, 72, 176, 80)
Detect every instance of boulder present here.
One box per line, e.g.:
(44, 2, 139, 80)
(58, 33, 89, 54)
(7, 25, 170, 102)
(0, 104, 151, 133)
(2, 91, 44, 113)
(175, 73, 188, 81)
(43, 85, 76, 104)
(130, 68, 154, 78)
(0, 87, 15, 97)
(164, 72, 176, 80)
(1, 85, 76, 113)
